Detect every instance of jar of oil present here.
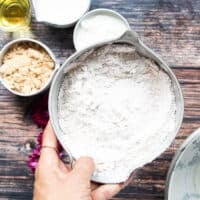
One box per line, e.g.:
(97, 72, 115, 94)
(0, 0, 31, 32)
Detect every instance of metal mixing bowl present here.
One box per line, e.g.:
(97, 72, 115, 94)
(0, 38, 59, 97)
(49, 30, 184, 183)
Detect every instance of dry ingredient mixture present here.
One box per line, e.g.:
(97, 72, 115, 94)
(58, 44, 177, 177)
(0, 42, 55, 94)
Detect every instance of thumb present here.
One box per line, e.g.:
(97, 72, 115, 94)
(72, 157, 95, 180)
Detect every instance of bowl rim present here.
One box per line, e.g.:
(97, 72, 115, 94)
(0, 38, 59, 97)
(73, 8, 131, 51)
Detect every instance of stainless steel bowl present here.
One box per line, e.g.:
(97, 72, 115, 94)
(49, 30, 184, 183)
(0, 38, 59, 97)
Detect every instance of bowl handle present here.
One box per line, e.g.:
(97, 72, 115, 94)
(119, 30, 166, 68)
(118, 30, 140, 45)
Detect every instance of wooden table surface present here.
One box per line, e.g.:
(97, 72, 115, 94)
(0, 0, 200, 199)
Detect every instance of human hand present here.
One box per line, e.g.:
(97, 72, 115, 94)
(33, 121, 123, 200)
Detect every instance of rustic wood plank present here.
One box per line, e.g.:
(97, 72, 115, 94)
(0, 69, 199, 199)
(0, 0, 200, 199)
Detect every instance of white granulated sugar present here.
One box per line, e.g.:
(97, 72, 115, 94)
(75, 14, 129, 50)
(58, 44, 176, 179)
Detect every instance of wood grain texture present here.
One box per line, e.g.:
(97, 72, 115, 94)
(0, 0, 200, 199)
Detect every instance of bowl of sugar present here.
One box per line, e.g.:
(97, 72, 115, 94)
(73, 8, 131, 50)
(0, 38, 58, 97)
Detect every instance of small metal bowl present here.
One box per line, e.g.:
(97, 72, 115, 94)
(0, 38, 59, 97)
(73, 8, 131, 51)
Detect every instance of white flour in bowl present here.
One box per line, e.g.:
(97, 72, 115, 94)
(58, 44, 176, 180)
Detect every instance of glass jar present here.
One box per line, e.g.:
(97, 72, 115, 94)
(0, 0, 31, 32)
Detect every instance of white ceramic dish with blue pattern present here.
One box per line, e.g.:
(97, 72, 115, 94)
(165, 128, 200, 200)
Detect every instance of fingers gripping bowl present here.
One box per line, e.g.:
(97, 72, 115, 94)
(49, 30, 184, 184)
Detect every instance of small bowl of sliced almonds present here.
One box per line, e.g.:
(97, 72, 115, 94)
(0, 38, 59, 97)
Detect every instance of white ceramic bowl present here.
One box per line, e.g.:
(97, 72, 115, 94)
(0, 38, 59, 97)
(73, 8, 131, 51)
(32, 0, 91, 28)
(165, 128, 200, 200)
